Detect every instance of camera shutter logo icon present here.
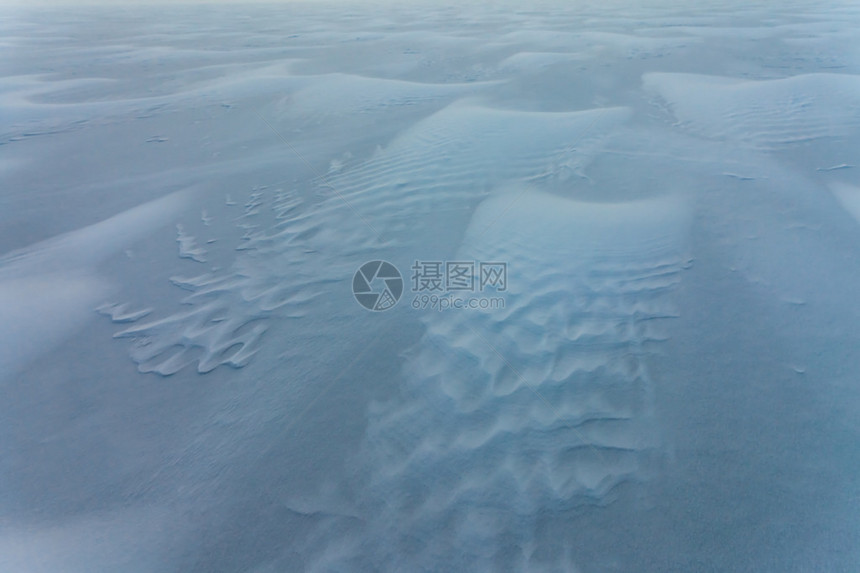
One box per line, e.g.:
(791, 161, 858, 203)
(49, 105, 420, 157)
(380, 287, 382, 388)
(352, 261, 403, 311)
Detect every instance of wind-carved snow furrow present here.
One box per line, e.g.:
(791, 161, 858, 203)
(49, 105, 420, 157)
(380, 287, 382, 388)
(114, 303, 269, 376)
(101, 103, 630, 375)
(102, 102, 633, 376)
(104, 183, 390, 376)
(103, 188, 340, 376)
(303, 190, 691, 571)
(96, 302, 152, 323)
(175, 224, 206, 263)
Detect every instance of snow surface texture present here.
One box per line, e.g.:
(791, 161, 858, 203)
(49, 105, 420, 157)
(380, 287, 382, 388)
(642, 72, 860, 150)
(1, 1, 860, 572)
(300, 192, 691, 571)
(103, 103, 629, 376)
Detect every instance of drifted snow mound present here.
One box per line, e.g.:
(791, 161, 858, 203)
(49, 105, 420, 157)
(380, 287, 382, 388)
(317, 102, 633, 229)
(643, 72, 860, 150)
(0, 190, 191, 380)
(304, 189, 692, 572)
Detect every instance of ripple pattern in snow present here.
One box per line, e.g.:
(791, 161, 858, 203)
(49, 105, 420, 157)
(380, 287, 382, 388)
(304, 190, 691, 571)
(103, 103, 631, 375)
(643, 72, 860, 149)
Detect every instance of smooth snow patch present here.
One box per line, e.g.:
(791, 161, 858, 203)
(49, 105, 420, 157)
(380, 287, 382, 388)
(830, 181, 860, 224)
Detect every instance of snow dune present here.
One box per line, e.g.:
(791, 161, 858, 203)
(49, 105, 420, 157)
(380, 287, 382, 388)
(307, 191, 692, 570)
(1, 2, 859, 572)
(0, 190, 191, 380)
(643, 72, 860, 149)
